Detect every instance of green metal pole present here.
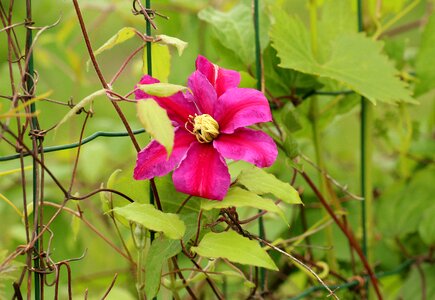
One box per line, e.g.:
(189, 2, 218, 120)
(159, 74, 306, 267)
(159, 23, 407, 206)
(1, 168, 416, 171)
(25, 0, 41, 298)
(253, 0, 267, 291)
(145, 0, 155, 230)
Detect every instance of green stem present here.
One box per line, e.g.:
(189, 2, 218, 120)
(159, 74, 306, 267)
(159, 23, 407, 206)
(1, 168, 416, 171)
(253, 0, 266, 291)
(135, 226, 147, 299)
(145, 0, 156, 242)
(308, 0, 338, 271)
(361, 100, 373, 260)
(358, 1, 375, 297)
(372, 0, 420, 40)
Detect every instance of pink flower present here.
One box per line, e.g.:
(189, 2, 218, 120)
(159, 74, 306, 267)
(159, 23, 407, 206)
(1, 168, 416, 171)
(133, 55, 278, 200)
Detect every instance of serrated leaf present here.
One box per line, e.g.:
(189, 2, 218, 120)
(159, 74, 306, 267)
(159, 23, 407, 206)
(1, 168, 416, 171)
(137, 99, 174, 156)
(54, 89, 105, 131)
(142, 44, 171, 82)
(144, 213, 198, 299)
(269, 10, 415, 104)
(86, 27, 136, 70)
(237, 166, 302, 204)
(201, 187, 287, 224)
(156, 34, 188, 56)
(319, 0, 356, 43)
(137, 83, 188, 97)
(113, 203, 185, 239)
(191, 231, 278, 271)
(198, 3, 269, 66)
(415, 14, 435, 96)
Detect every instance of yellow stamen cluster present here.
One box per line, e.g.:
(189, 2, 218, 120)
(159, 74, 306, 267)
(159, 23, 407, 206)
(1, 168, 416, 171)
(185, 114, 219, 143)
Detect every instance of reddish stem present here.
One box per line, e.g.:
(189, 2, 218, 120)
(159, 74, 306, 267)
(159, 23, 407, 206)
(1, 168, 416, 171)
(300, 171, 383, 300)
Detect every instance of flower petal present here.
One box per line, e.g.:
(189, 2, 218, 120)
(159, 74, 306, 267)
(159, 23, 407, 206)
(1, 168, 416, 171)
(196, 55, 241, 97)
(188, 71, 217, 115)
(134, 128, 195, 180)
(135, 75, 196, 126)
(172, 143, 230, 200)
(214, 88, 272, 134)
(214, 128, 278, 168)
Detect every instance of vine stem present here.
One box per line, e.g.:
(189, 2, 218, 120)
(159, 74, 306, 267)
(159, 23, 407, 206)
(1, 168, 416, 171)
(300, 171, 383, 299)
(253, 236, 339, 300)
(71, 0, 141, 153)
(357, 0, 374, 293)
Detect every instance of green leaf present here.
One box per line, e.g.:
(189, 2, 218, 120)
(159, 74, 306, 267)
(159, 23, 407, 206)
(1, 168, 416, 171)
(156, 34, 188, 56)
(281, 103, 303, 133)
(144, 213, 198, 299)
(269, 10, 415, 104)
(263, 45, 321, 97)
(155, 174, 200, 213)
(377, 167, 435, 238)
(101, 168, 149, 220)
(401, 263, 435, 299)
(71, 208, 81, 241)
(54, 89, 105, 131)
(113, 203, 185, 239)
(142, 44, 171, 82)
(282, 130, 300, 160)
(237, 166, 302, 204)
(137, 83, 188, 97)
(198, 3, 269, 66)
(418, 204, 435, 246)
(137, 99, 174, 156)
(87, 27, 136, 70)
(319, 0, 356, 43)
(191, 231, 278, 271)
(415, 14, 435, 96)
(201, 187, 287, 223)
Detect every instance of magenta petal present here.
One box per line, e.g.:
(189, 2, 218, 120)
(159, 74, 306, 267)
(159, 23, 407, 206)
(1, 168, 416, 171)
(188, 71, 217, 115)
(196, 55, 241, 97)
(133, 128, 195, 180)
(214, 128, 278, 168)
(214, 88, 272, 134)
(135, 75, 196, 126)
(172, 143, 231, 200)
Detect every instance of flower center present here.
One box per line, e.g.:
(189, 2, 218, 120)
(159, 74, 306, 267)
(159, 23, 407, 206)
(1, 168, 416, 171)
(185, 114, 219, 143)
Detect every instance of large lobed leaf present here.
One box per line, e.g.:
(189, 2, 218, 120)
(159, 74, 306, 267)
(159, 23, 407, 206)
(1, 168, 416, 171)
(191, 231, 278, 271)
(414, 14, 435, 96)
(269, 9, 415, 104)
(198, 3, 269, 66)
